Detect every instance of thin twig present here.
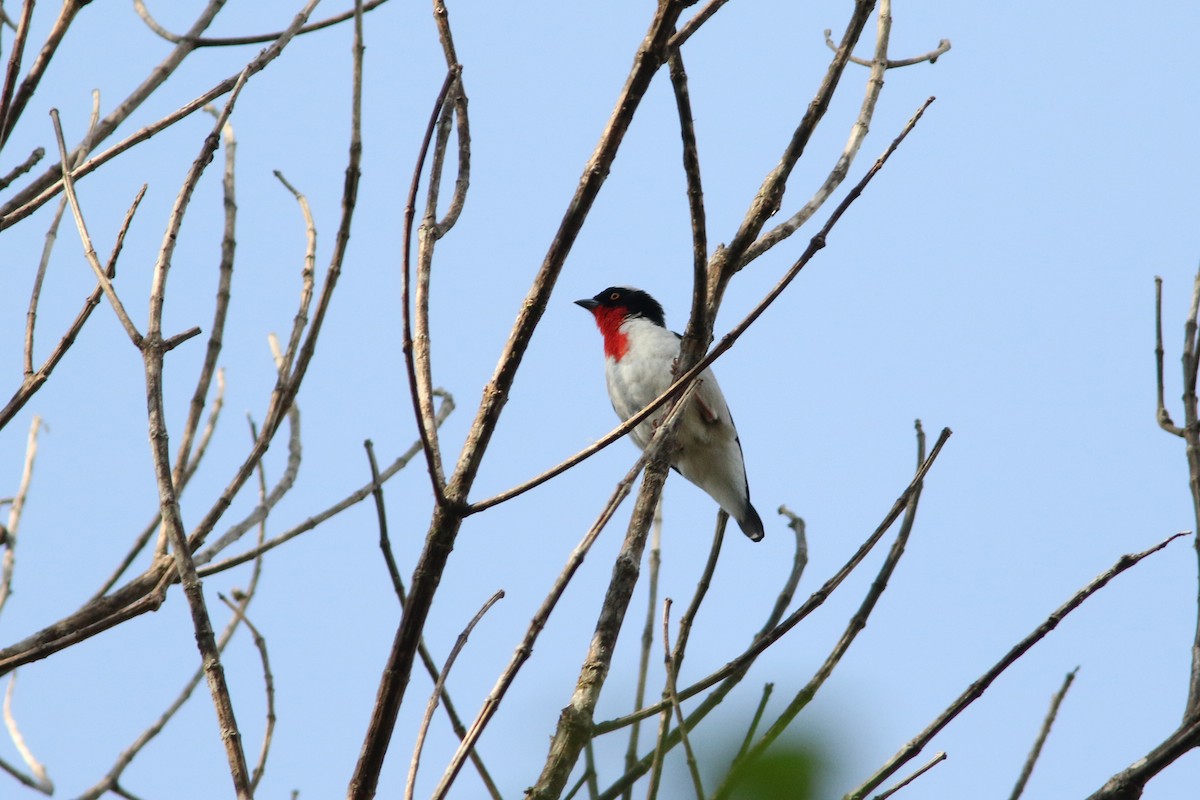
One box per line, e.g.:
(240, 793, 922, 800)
(593, 427, 952, 800)
(363, 434, 504, 800)
(0, 145, 43, 190)
(596, 427, 950, 739)
(218, 596, 277, 794)
(401, 66, 459, 502)
(1008, 668, 1077, 800)
(405, 590, 504, 800)
(671, 511, 726, 676)
(625, 500, 663, 800)
(823, 26, 951, 68)
(744, 0, 894, 265)
(49, 108, 144, 347)
(1157, 276, 1184, 434)
(843, 533, 1191, 800)
(271, 170, 317, 389)
(134, 0, 391, 46)
(1, 0, 228, 217)
(870, 752, 947, 800)
(735, 684, 774, 764)
(2, 673, 52, 794)
(199, 391, 454, 575)
(0, 416, 41, 616)
(662, 600, 705, 800)
(715, 421, 928, 800)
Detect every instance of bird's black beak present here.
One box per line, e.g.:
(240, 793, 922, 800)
(575, 298, 598, 311)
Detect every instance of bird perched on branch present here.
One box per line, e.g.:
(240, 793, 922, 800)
(576, 286, 764, 542)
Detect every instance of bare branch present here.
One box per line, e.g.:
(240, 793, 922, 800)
(134, 0, 393, 47)
(1008, 668, 1078, 800)
(593, 427, 952, 800)
(715, 421, 929, 799)
(199, 391, 453, 575)
(271, 170, 317, 389)
(744, 0, 894, 265)
(844, 532, 1191, 800)
(0, 145, 42, 190)
(871, 752, 947, 800)
(0, 0, 228, 214)
(50, 108, 144, 347)
(402, 66, 460, 501)
(2, 673, 52, 794)
(1157, 277, 1184, 435)
(0, 415, 41, 616)
(405, 589, 504, 800)
(662, 600, 705, 800)
(824, 26, 951, 68)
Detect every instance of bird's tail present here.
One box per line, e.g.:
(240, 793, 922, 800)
(737, 503, 765, 542)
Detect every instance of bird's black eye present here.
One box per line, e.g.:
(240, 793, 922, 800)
(609, 291, 620, 301)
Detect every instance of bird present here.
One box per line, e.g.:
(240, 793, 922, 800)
(576, 286, 765, 542)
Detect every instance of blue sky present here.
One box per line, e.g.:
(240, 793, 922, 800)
(1, 2, 1199, 798)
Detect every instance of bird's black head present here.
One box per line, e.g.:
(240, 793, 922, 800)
(574, 286, 666, 328)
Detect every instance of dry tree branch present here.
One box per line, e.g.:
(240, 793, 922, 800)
(1008, 668, 1077, 800)
(139, 68, 260, 800)
(430, 380, 704, 800)
(219, 595, 277, 794)
(271, 171, 317, 388)
(76, 466, 274, 800)
(662, 600, 705, 800)
(134, 0, 391, 47)
(1156, 277, 1184, 435)
(0, 145, 42, 190)
(734, 683, 774, 764)
(2, 673, 52, 795)
(705, 0, 877, 314)
(624, 501, 664, 800)
(91, 366, 224, 600)
(0, 415, 41, 616)
(527, 398, 684, 800)
(405, 589, 504, 800)
(871, 752, 947, 800)
(350, 6, 695, 796)
(0, 0, 227, 205)
(1085, 716, 1200, 800)
(2, 80, 234, 231)
(0, 0, 36, 143)
(198, 390, 454, 576)
(667, 45, 709, 365)
(186, 0, 358, 562)
(743, 0, 895, 266)
(843, 532, 1192, 800)
(668, 0, 729, 51)
(363, 438, 504, 800)
(50, 108, 145, 346)
(172, 111, 238, 490)
(593, 427, 951, 800)
(0, 0, 76, 148)
(823, 26, 951, 68)
(365, 440, 405, 599)
(429, 0, 470, 233)
(715, 420, 928, 800)
(0, 181, 145, 430)
(671, 511, 727, 676)
(401, 67, 460, 501)
(1177, 270, 1200, 716)
(22, 189, 66, 378)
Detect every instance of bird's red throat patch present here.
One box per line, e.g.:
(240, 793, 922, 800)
(591, 305, 629, 361)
